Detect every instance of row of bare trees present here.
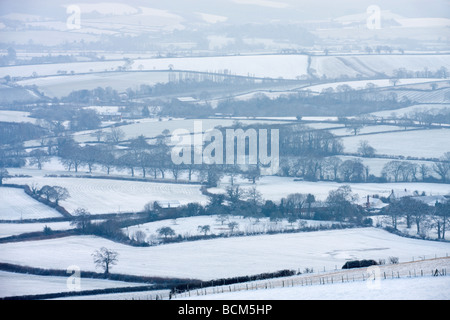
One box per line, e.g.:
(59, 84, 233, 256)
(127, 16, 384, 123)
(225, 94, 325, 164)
(382, 153, 450, 183)
(384, 196, 450, 240)
(280, 156, 371, 182)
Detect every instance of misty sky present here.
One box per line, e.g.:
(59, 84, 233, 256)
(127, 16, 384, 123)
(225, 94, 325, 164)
(1, 0, 449, 21)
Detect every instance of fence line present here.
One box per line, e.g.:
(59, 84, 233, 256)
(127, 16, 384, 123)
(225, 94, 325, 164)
(172, 267, 448, 300)
(170, 255, 450, 300)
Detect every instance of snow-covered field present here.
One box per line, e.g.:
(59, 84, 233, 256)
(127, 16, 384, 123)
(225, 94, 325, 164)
(329, 125, 416, 136)
(16, 72, 171, 98)
(383, 87, 450, 104)
(0, 187, 63, 220)
(4, 54, 447, 81)
(0, 54, 310, 79)
(0, 221, 73, 239)
(124, 215, 338, 243)
(5, 176, 208, 215)
(179, 275, 450, 300)
(309, 54, 450, 79)
(340, 128, 450, 158)
(369, 104, 450, 118)
(300, 78, 445, 93)
(0, 110, 36, 124)
(0, 271, 147, 298)
(0, 228, 448, 281)
(73, 117, 290, 142)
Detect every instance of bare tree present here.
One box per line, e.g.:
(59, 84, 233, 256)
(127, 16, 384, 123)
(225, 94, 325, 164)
(410, 199, 431, 236)
(434, 200, 450, 240)
(385, 199, 403, 230)
(286, 193, 307, 216)
(70, 208, 91, 233)
(92, 247, 119, 275)
(28, 149, 50, 170)
(157, 226, 175, 239)
(346, 122, 364, 136)
(170, 162, 182, 182)
(339, 159, 365, 182)
(433, 152, 450, 183)
(305, 194, 316, 218)
(326, 185, 359, 221)
(99, 147, 116, 175)
(419, 164, 429, 181)
(245, 186, 263, 207)
(81, 145, 101, 173)
(52, 186, 70, 205)
(244, 164, 260, 184)
(323, 157, 342, 181)
(225, 164, 241, 186)
(216, 214, 229, 225)
(133, 230, 147, 243)
(39, 185, 57, 202)
(106, 127, 125, 144)
(382, 161, 412, 182)
(197, 225, 211, 236)
(228, 221, 239, 233)
(91, 130, 104, 142)
(0, 168, 9, 185)
(389, 78, 400, 87)
(357, 140, 376, 157)
(226, 185, 244, 204)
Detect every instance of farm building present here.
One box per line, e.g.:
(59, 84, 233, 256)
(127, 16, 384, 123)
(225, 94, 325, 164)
(156, 200, 181, 209)
(388, 189, 448, 206)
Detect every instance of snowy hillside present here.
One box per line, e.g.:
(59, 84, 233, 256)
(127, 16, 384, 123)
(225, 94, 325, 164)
(0, 228, 448, 281)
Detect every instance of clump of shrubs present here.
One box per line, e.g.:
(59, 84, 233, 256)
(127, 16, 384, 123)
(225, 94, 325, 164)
(342, 259, 378, 269)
